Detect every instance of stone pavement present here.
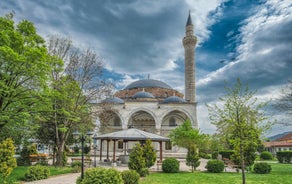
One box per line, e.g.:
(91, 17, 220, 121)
(23, 159, 209, 184)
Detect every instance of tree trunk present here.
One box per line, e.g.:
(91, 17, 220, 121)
(240, 143, 246, 184)
(55, 141, 65, 166)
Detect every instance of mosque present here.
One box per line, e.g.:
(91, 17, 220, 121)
(92, 13, 198, 155)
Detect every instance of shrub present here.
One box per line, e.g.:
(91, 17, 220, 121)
(260, 151, 273, 160)
(199, 152, 211, 159)
(83, 146, 91, 154)
(186, 146, 200, 172)
(205, 159, 225, 173)
(219, 150, 235, 159)
(17, 146, 32, 166)
(143, 139, 156, 168)
(24, 165, 50, 181)
(139, 168, 149, 177)
(212, 151, 219, 159)
(71, 161, 82, 173)
(74, 146, 80, 154)
(253, 162, 272, 174)
(162, 158, 179, 173)
(0, 138, 17, 181)
(276, 151, 292, 163)
(121, 170, 140, 184)
(128, 143, 146, 176)
(78, 167, 123, 184)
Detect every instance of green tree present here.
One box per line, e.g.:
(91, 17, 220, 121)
(0, 138, 17, 182)
(0, 13, 51, 128)
(128, 143, 146, 176)
(143, 139, 156, 168)
(186, 145, 200, 172)
(169, 120, 205, 150)
(36, 36, 109, 166)
(169, 120, 206, 171)
(207, 79, 271, 184)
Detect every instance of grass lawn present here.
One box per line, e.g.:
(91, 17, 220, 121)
(140, 163, 292, 184)
(6, 166, 74, 183)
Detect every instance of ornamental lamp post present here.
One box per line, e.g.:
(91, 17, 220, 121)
(72, 130, 93, 180)
(93, 133, 98, 167)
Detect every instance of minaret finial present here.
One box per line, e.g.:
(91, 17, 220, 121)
(186, 10, 192, 26)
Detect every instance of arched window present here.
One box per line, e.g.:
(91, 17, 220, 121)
(114, 117, 120, 126)
(169, 117, 176, 127)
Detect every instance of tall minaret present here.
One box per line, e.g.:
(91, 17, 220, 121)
(183, 12, 197, 102)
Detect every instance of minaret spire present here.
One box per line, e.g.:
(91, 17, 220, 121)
(182, 12, 197, 102)
(186, 10, 192, 26)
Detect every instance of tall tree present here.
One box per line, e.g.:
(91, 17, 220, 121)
(37, 36, 109, 166)
(169, 120, 205, 150)
(274, 79, 292, 126)
(207, 79, 271, 184)
(0, 13, 51, 128)
(169, 120, 206, 171)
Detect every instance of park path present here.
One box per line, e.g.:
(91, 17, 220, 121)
(22, 159, 210, 184)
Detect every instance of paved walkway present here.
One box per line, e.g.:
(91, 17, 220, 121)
(23, 159, 210, 184)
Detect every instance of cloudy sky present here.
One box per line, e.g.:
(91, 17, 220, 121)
(1, 0, 291, 136)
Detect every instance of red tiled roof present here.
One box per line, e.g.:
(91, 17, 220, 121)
(264, 141, 292, 148)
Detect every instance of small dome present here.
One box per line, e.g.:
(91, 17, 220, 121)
(124, 79, 172, 90)
(102, 97, 124, 104)
(133, 91, 155, 99)
(163, 96, 186, 103)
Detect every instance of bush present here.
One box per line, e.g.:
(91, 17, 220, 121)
(128, 143, 146, 176)
(260, 151, 273, 160)
(139, 168, 149, 177)
(24, 165, 50, 181)
(276, 151, 292, 163)
(71, 161, 82, 173)
(77, 167, 123, 184)
(253, 162, 272, 174)
(83, 146, 91, 154)
(205, 159, 225, 173)
(186, 146, 200, 172)
(121, 170, 140, 184)
(219, 150, 235, 159)
(143, 140, 156, 168)
(162, 158, 179, 173)
(199, 152, 211, 159)
(212, 151, 219, 159)
(17, 146, 32, 166)
(0, 138, 17, 181)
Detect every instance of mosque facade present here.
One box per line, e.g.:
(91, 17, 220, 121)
(92, 13, 198, 155)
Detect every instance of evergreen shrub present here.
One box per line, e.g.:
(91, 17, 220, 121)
(77, 167, 123, 184)
(205, 159, 225, 173)
(24, 165, 50, 181)
(253, 162, 272, 174)
(162, 158, 179, 173)
(121, 170, 140, 184)
(260, 151, 273, 160)
(71, 161, 82, 173)
(276, 151, 292, 163)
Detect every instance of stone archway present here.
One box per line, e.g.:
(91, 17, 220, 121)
(99, 110, 123, 134)
(128, 110, 156, 133)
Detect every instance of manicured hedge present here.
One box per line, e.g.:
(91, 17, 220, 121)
(260, 151, 273, 160)
(253, 162, 272, 174)
(219, 150, 235, 159)
(205, 159, 225, 173)
(276, 151, 292, 163)
(162, 158, 180, 173)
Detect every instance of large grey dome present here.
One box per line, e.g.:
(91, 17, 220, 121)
(124, 79, 172, 90)
(162, 96, 186, 104)
(133, 91, 155, 99)
(102, 97, 124, 104)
